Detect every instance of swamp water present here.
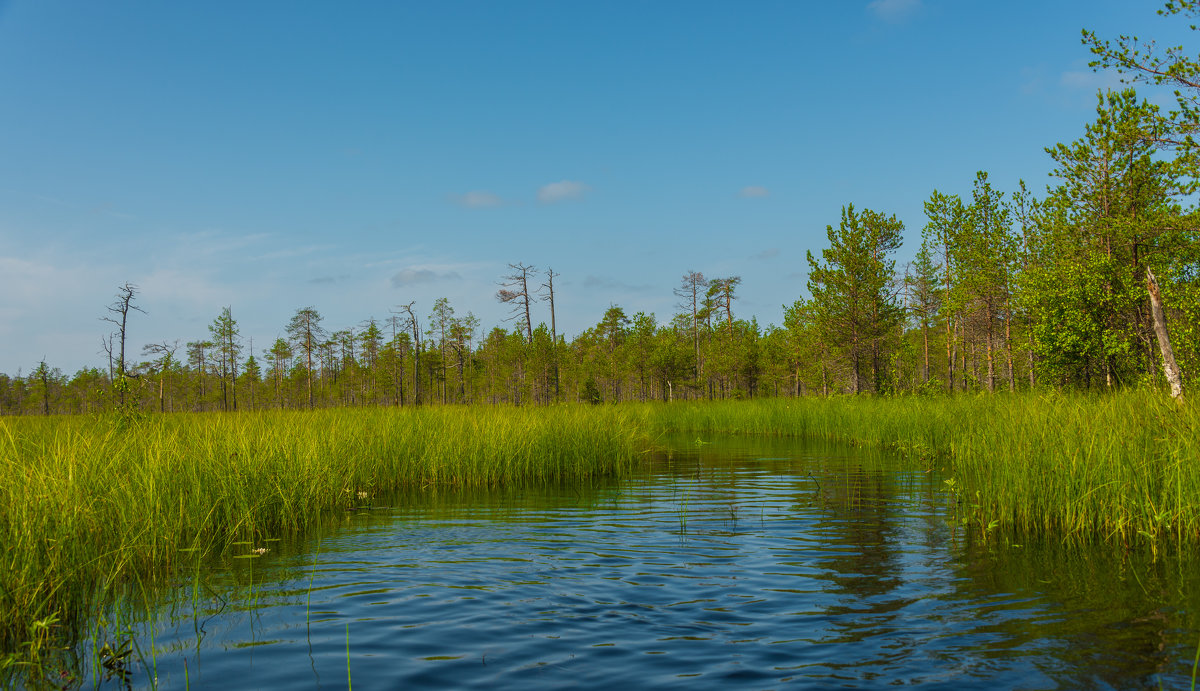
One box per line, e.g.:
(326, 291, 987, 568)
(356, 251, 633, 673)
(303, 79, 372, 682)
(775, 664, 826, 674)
(54, 436, 1200, 689)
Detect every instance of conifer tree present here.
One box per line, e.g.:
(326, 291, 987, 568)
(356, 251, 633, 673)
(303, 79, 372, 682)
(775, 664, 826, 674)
(806, 205, 904, 394)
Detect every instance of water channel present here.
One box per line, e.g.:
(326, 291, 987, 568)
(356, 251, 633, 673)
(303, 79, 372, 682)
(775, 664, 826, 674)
(74, 435, 1200, 689)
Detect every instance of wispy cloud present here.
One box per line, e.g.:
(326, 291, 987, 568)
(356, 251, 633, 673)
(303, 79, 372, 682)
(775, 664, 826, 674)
(740, 186, 770, 198)
(168, 230, 272, 260)
(258, 244, 329, 261)
(867, 0, 920, 23)
(88, 202, 137, 220)
(537, 180, 589, 204)
(138, 267, 239, 311)
(451, 190, 505, 208)
(1019, 65, 1046, 95)
(752, 248, 780, 260)
(582, 275, 653, 293)
(308, 275, 351, 285)
(1059, 68, 1124, 92)
(390, 267, 463, 287)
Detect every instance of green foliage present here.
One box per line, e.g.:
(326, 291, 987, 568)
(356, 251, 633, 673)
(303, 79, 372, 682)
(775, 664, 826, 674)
(580, 377, 603, 404)
(7, 6, 1200, 412)
(648, 392, 1200, 544)
(806, 204, 905, 393)
(0, 405, 647, 664)
(1023, 90, 1194, 388)
(1083, 0, 1200, 153)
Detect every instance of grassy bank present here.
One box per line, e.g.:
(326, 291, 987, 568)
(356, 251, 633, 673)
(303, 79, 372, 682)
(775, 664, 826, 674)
(646, 390, 1200, 544)
(0, 405, 648, 661)
(4, 391, 1199, 673)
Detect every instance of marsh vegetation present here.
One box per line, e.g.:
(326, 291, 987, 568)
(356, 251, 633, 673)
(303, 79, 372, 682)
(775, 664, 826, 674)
(3, 390, 1198, 685)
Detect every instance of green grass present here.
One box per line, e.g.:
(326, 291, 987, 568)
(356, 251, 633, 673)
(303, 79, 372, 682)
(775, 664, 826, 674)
(0, 405, 648, 667)
(4, 390, 1200, 680)
(644, 389, 1200, 544)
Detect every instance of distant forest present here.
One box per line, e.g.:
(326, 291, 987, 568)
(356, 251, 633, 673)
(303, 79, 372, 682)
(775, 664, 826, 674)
(4, 6, 1200, 414)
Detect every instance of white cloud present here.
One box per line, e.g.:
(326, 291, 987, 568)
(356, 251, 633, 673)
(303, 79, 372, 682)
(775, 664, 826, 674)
(1060, 69, 1124, 92)
(868, 0, 920, 23)
(138, 267, 237, 312)
(174, 229, 271, 258)
(0, 255, 79, 313)
(1019, 66, 1045, 95)
(452, 190, 504, 208)
(537, 180, 589, 204)
(752, 248, 780, 260)
(582, 275, 653, 293)
(390, 267, 463, 287)
(740, 186, 770, 198)
(258, 244, 329, 261)
(308, 275, 350, 285)
(0, 254, 142, 371)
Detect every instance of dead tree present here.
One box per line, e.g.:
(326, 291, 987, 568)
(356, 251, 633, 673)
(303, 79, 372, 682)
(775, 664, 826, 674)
(1146, 267, 1184, 400)
(100, 334, 115, 382)
(101, 282, 145, 406)
(541, 268, 560, 398)
(674, 271, 707, 385)
(396, 302, 423, 405)
(497, 263, 536, 342)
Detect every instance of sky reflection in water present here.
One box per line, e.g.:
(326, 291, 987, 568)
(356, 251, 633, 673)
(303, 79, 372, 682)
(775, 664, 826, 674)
(100, 436, 1200, 690)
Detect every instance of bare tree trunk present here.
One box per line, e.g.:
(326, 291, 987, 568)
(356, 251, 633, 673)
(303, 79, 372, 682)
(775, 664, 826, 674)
(1005, 305, 1015, 392)
(1146, 267, 1184, 400)
(959, 328, 968, 391)
(849, 335, 860, 395)
(543, 268, 560, 400)
(497, 263, 536, 342)
(675, 272, 706, 386)
(1027, 327, 1036, 387)
(871, 337, 881, 394)
(985, 299, 996, 393)
(944, 242, 954, 393)
(922, 321, 929, 383)
(946, 314, 955, 393)
(102, 282, 144, 407)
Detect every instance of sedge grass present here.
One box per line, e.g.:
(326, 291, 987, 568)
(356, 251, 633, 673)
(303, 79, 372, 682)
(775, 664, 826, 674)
(644, 389, 1200, 545)
(4, 390, 1200, 678)
(0, 404, 647, 665)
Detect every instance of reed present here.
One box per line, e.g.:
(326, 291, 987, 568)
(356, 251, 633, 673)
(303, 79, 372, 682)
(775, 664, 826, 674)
(645, 390, 1200, 544)
(0, 405, 647, 663)
(5, 390, 1199, 678)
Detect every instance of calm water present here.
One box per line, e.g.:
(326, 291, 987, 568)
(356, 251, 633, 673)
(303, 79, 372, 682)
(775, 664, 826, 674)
(74, 436, 1200, 689)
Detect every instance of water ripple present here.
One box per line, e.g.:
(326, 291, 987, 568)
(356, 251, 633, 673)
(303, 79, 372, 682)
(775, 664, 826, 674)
(106, 438, 1200, 690)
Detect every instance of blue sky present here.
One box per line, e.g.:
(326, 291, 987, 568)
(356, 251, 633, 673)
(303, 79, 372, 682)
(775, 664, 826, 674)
(0, 1, 1184, 374)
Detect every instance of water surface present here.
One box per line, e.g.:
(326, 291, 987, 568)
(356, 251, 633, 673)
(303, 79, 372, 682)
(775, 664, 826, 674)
(77, 436, 1200, 689)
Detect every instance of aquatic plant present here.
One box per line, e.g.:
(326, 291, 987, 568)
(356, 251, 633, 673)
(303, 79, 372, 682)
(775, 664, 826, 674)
(646, 390, 1200, 545)
(5, 389, 1199, 683)
(0, 405, 646, 669)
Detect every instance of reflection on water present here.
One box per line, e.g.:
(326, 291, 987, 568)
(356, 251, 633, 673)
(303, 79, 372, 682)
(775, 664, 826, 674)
(76, 436, 1200, 689)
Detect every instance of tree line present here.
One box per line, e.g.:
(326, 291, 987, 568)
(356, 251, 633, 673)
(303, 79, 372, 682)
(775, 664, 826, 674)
(3, 3, 1198, 414)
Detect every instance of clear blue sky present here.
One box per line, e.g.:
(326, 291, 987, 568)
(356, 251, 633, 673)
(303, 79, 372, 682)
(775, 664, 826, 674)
(0, 1, 1184, 374)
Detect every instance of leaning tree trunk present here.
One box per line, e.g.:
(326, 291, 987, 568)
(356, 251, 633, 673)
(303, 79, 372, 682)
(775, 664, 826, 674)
(1146, 267, 1184, 400)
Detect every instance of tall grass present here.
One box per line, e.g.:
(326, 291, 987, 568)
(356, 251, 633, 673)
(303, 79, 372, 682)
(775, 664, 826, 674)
(0, 405, 648, 662)
(645, 390, 1200, 544)
(4, 390, 1199, 676)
